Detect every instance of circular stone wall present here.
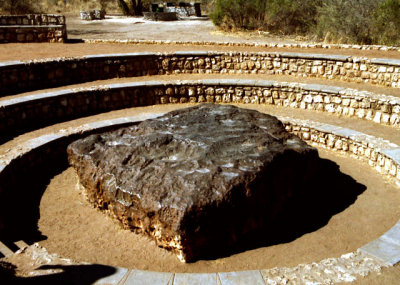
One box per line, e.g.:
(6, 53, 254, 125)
(1, 49, 400, 284)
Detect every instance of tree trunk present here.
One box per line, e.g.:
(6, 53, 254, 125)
(118, 0, 131, 15)
(130, 0, 143, 16)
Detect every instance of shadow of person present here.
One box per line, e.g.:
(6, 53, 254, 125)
(0, 263, 118, 285)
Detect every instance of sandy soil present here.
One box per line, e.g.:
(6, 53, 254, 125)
(66, 14, 303, 44)
(2, 103, 399, 168)
(37, 147, 400, 273)
(2, 35, 400, 281)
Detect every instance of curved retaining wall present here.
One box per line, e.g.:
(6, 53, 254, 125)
(2, 51, 400, 96)
(0, 112, 399, 264)
(83, 38, 400, 52)
(2, 80, 399, 143)
(0, 14, 67, 43)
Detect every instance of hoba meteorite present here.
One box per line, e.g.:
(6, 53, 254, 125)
(67, 104, 320, 262)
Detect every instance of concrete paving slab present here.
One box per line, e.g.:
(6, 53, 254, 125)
(124, 270, 173, 285)
(174, 273, 217, 285)
(360, 238, 400, 266)
(235, 79, 261, 86)
(218, 270, 265, 285)
(0, 60, 22, 67)
(317, 124, 343, 134)
(108, 82, 145, 89)
(94, 267, 129, 285)
(26, 133, 63, 149)
(381, 221, 400, 246)
(175, 51, 209, 57)
(371, 58, 400, 66)
(332, 128, 364, 139)
(0, 241, 13, 257)
(84, 52, 155, 59)
(281, 52, 350, 62)
(381, 149, 400, 164)
(14, 240, 29, 249)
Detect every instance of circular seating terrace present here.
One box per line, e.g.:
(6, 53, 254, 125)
(1, 46, 400, 284)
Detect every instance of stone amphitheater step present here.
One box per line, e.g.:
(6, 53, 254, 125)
(0, 240, 28, 258)
(2, 46, 400, 283)
(1, 106, 399, 284)
(2, 74, 399, 101)
(1, 77, 399, 147)
(2, 50, 400, 97)
(0, 241, 13, 257)
(1, 103, 399, 159)
(2, 43, 400, 62)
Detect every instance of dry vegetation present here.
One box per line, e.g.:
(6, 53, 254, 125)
(2, 0, 399, 46)
(211, 0, 400, 45)
(0, 0, 121, 14)
(0, 0, 212, 14)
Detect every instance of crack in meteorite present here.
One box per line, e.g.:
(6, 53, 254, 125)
(67, 104, 322, 262)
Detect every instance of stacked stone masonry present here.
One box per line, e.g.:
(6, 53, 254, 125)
(84, 38, 400, 52)
(2, 52, 400, 96)
(1, 113, 399, 238)
(2, 80, 399, 143)
(1, 46, 400, 280)
(0, 14, 67, 43)
(281, 118, 400, 186)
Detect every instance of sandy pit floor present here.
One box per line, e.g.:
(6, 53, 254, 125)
(37, 134, 400, 273)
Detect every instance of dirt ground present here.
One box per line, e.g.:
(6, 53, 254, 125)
(1, 102, 399, 280)
(2, 28, 400, 281)
(65, 14, 304, 44)
(37, 130, 400, 273)
(3, 42, 400, 63)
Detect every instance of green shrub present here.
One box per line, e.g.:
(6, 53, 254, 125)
(316, 0, 400, 45)
(316, 0, 379, 44)
(372, 0, 400, 45)
(210, 0, 266, 30)
(0, 0, 41, 14)
(211, 0, 400, 45)
(264, 0, 321, 34)
(210, 0, 319, 33)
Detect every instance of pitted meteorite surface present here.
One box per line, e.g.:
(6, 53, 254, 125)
(67, 104, 321, 262)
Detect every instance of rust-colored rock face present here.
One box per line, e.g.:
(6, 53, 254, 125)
(67, 104, 319, 262)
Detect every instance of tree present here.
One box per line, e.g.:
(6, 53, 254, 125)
(0, 0, 39, 14)
(117, 0, 143, 16)
(316, 0, 380, 44)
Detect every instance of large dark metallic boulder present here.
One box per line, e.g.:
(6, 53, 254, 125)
(67, 104, 320, 262)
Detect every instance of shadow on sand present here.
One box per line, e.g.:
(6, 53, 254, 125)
(0, 129, 366, 274)
(0, 262, 118, 285)
(189, 154, 366, 262)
